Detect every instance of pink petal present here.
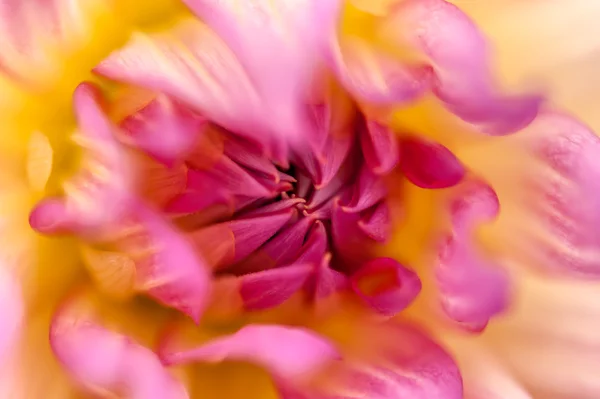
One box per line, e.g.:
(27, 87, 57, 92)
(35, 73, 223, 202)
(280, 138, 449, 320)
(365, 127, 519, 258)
(306, 254, 348, 300)
(331, 199, 374, 270)
(399, 136, 465, 189)
(360, 120, 400, 175)
(294, 221, 329, 265)
(278, 321, 462, 399)
(436, 180, 510, 331)
(233, 217, 315, 274)
(351, 257, 421, 316)
(0, 268, 23, 363)
(131, 202, 212, 322)
(120, 95, 207, 166)
(358, 201, 392, 243)
(161, 324, 340, 380)
(30, 83, 133, 237)
(511, 112, 600, 277)
(384, 0, 542, 134)
(50, 303, 188, 399)
(342, 165, 387, 213)
(326, 36, 433, 105)
(223, 136, 279, 182)
(181, 0, 342, 143)
(188, 156, 271, 198)
(239, 264, 314, 310)
(189, 209, 295, 269)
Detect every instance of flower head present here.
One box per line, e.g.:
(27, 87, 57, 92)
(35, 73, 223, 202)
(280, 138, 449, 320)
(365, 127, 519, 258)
(2, 0, 600, 398)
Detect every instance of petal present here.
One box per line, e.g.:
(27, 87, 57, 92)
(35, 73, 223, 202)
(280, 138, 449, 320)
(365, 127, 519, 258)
(50, 303, 188, 399)
(181, 0, 342, 142)
(239, 264, 314, 310)
(0, 268, 23, 363)
(343, 165, 388, 213)
(130, 202, 212, 322)
(384, 0, 542, 134)
(233, 217, 315, 274)
(351, 258, 421, 316)
(29, 82, 133, 237)
(399, 136, 465, 189)
(506, 112, 600, 277)
(294, 221, 329, 265)
(280, 321, 463, 399)
(358, 201, 392, 243)
(436, 181, 510, 332)
(95, 20, 269, 142)
(360, 120, 400, 175)
(161, 324, 340, 381)
(327, 36, 433, 105)
(120, 95, 207, 166)
(331, 199, 374, 270)
(189, 209, 295, 269)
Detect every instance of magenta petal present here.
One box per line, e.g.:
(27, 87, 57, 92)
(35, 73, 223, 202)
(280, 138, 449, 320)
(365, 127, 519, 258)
(190, 209, 294, 269)
(386, 0, 541, 134)
(240, 264, 314, 310)
(436, 181, 510, 332)
(399, 137, 465, 189)
(343, 165, 387, 213)
(0, 268, 23, 363)
(133, 203, 211, 322)
(331, 199, 373, 269)
(294, 221, 329, 265)
(50, 307, 188, 399)
(307, 254, 348, 300)
(188, 157, 271, 198)
(360, 120, 400, 175)
(121, 96, 207, 166)
(30, 83, 132, 237)
(223, 136, 280, 181)
(235, 217, 315, 273)
(358, 201, 392, 243)
(518, 112, 600, 277)
(161, 324, 339, 380)
(351, 258, 421, 316)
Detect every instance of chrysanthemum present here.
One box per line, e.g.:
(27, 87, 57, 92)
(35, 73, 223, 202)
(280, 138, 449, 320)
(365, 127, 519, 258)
(2, 0, 600, 398)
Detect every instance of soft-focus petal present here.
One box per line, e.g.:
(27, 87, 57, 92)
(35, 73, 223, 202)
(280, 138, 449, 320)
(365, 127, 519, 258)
(502, 112, 600, 277)
(383, 0, 542, 134)
(120, 95, 207, 166)
(436, 180, 510, 332)
(50, 301, 188, 399)
(360, 120, 400, 175)
(29, 82, 132, 238)
(161, 324, 340, 381)
(0, 267, 23, 363)
(130, 202, 211, 322)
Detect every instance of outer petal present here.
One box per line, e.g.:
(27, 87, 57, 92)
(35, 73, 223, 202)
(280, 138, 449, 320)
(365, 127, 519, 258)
(129, 202, 212, 322)
(383, 0, 541, 134)
(504, 112, 600, 277)
(0, 267, 23, 363)
(280, 321, 463, 399)
(120, 95, 207, 166)
(29, 83, 133, 238)
(50, 302, 188, 399)
(161, 324, 340, 381)
(436, 180, 510, 332)
(181, 0, 342, 142)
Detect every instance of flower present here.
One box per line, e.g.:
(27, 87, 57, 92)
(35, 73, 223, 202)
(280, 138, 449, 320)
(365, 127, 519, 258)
(2, 0, 600, 398)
